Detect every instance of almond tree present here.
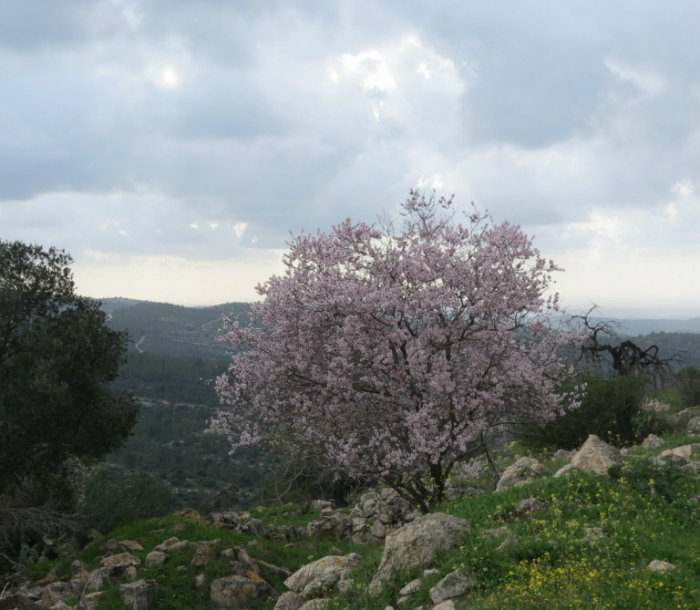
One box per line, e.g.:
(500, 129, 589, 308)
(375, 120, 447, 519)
(212, 191, 580, 510)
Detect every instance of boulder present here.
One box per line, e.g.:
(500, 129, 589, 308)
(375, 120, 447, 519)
(428, 570, 476, 605)
(145, 550, 167, 567)
(100, 552, 141, 580)
(153, 537, 190, 554)
(210, 574, 269, 609)
(642, 434, 664, 450)
(657, 444, 693, 465)
(240, 518, 270, 539)
(306, 513, 353, 541)
(284, 553, 361, 599)
(40, 581, 72, 607)
(77, 591, 104, 610)
(273, 590, 304, 610)
(495, 457, 546, 491)
(370, 513, 470, 594)
(190, 540, 218, 567)
(120, 579, 155, 610)
(569, 435, 622, 477)
(688, 416, 700, 435)
(515, 497, 545, 516)
(647, 560, 676, 573)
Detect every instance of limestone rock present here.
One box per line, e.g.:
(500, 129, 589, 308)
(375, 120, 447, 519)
(154, 537, 190, 554)
(688, 416, 700, 435)
(120, 579, 155, 610)
(642, 434, 664, 449)
(432, 600, 456, 610)
(284, 553, 361, 599)
(647, 560, 676, 573)
(210, 511, 240, 529)
(40, 581, 72, 607)
(240, 517, 270, 539)
(210, 574, 269, 609)
(77, 591, 104, 610)
(273, 590, 304, 610)
(428, 570, 476, 605)
(399, 578, 422, 596)
(569, 435, 622, 477)
(190, 540, 218, 567)
(145, 550, 167, 567)
(658, 444, 693, 465)
(515, 497, 545, 516)
(306, 512, 353, 541)
(496, 457, 546, 491)
(298, 599, 330, 610)
(370, 513, 470, 594)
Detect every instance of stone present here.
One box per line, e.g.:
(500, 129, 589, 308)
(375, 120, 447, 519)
(483, 526, 517, 552)
(569, 435, 623, 477)
(642, 434, 664, 449)
(432, 600, 456, 610)
(210, 511, 240, 529)
(194, 573, 206, 589)
(273, 590, 304, 610)
(210, 574, 269, 609)
(370, 513, 470, 594)
(120, 579, 155, 610)
(495, 457, 546, 491)
(428, 570, 476, 605)
(240, 518, 270, 539)
(370, 520, 386, 539)
(118, 539, 144, 552)
(284, 553, 361, 598)
(145, 550, 167, 567)
(658, 445, 693, 464)
(554, 463, 576, 478)
(399, 578, 422, 596)
(687, 416, 700, 435)
(515, 497, 545, 515)
(306, 513, 353, 541)
(298, 599, 330, 610)
(647, 560, 676, 573)
(174, 507, 201, 521)
(77, 591, 104, 610)
(40, 581, 72, 607)
(337, 578, 353, 594)
(190, 540, 218, 567)
(100, 552, 141, 573)
(154, 537, 190, 554)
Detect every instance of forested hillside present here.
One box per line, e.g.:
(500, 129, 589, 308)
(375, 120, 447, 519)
(101, 299, 700, 514)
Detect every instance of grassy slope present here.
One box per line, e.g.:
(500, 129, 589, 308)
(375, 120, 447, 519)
(23, 433, 699, 610)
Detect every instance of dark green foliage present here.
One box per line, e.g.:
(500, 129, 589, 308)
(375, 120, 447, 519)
(79, 467, 174, 533)
(0, 241, 138, 569)
(519, 373, 650, 450)
(675, 366, 700, 407)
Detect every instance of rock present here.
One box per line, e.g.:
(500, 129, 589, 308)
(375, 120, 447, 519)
(154, 537, 190, 554)
(191, 540, 218, 567)
(688, 416, 700, 435)
(552, 449, 575, 461)
(682, 461, 700, 475)
(428, 570, 476, 605)
(432, 600, 456, 610)
(647, 560, 676, 573)
(273, 590, 304, 610)
(145, 550, 167, 567)
(496, 457, 546, 491)
(174, 507, 201, 521)
(311, 499, 333, 510)
(100, 552, 141, 579)
(210, 511, 240, 529)
(120, 579, 155, 610)
(240, 518, 270, 539)
(554, 463, 575, 478)
(298, 599, 330, 610)
(306, 513, 353, 541)
(284, 553, 361, 599)
(210, 574, 269, 609)
(370, 513, 470, 594)
(370, 521, 386, 539)
(642, 434, 664, 449)
(194, 573, 206, 589)
(40, 581, 72, 607)
(569, 435, 623, 477)
(515, 497, 545, 516)
(77, 591, 104, 610)
(483, 527, 517, 552)
(84, 567, 110, 591)
(399, 578, 422, 596)
(658, 445, 693, 465)
(337, 578, 353, 594)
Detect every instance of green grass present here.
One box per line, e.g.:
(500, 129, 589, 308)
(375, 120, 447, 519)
(16, 437, 700, 610)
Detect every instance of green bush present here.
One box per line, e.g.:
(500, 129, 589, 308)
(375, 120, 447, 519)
(676, 366, 700, 408)
(79, 468, 175, 534)
(519, 373, 651, 450)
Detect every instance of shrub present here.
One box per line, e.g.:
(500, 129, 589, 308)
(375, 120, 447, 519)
(519, 373, 649, 450)
(676, 366, 700, 408)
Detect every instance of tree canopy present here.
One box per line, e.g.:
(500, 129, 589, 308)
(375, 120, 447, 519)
(212, 192, 580, 510)
(0, 240, 138, 502)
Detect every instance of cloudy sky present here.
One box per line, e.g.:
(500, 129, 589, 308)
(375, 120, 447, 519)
(1, 0, 698, 317)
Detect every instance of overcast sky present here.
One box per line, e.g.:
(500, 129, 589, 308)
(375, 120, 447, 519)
(1, 0, 698, 317)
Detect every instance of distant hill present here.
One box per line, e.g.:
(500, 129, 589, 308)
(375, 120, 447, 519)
(103, 299, 250, 359)
(592, 317, 699, 337)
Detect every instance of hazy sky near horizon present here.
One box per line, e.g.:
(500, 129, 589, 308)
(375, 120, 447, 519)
(1, 0, 699, 317)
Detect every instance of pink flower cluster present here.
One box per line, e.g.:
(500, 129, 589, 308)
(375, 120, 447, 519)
(211, 191, 580, 507)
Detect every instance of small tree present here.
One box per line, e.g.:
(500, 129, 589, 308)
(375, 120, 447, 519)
(0, 241, 138, 562)
(212, 192, 579, 510)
